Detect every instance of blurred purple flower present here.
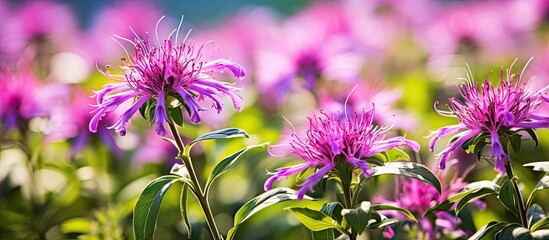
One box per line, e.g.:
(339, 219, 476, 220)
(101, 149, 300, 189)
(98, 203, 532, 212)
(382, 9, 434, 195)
(419, 0, 546, 62)
(83, 1, 163, 62)
(430, 62, 549, 172)
(0, 69, 66, 132)
(265, 107, 419, 199)
(375, 165, 482, 239)
(47, 88, 121, 157)
(0, 1, 78, 59)
(255, 2, 364, 104)
(89, 18, 246, 136)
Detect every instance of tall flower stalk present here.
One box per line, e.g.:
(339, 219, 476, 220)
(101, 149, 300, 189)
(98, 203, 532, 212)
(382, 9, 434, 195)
(90, 17, 251, 240)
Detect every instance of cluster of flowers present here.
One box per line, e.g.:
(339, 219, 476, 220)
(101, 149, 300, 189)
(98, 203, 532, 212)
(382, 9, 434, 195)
(3, 0, 549, 239)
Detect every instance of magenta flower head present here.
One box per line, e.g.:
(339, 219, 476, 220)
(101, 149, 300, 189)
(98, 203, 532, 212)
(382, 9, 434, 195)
(430, 60, 549, 173)
(265, 107, 419, 199)
(89, 17, 245, 136)
(375, 164, 483, 240)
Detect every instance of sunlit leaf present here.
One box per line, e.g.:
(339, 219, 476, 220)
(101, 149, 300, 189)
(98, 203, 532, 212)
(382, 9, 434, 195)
(531, 216, 549, 232)
(133, 175, 181, 240)
(468, 221, 508, 240)
(372, 204, 417, 222)
(524, 162, 549, 172)
(498, 224, 531, 240)
(455, 187, 498, 216)
(227, 188, 313, 240)
(188, 128, 249, 146)
(369, 162, 441, 194)
(286, 207, 342, 231)
(180, 185, 192, 239)
(341, 201, 371, 234)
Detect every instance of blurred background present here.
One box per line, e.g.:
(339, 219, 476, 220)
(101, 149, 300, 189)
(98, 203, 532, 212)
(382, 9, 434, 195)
(2, 0, 549, 239)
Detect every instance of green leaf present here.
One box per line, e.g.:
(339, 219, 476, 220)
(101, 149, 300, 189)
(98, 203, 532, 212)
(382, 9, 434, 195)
(534, 173, 549, 191)
(139, 98, 156, 123)
(168, 106, 184, 126)
(517, 128, 538, 147)
(527, 204, 546, 230)
(468, 221, 508, 240)
(312, 229, 334, 240)
(341, 201, 372, 234)
(531, 216, 549, 231)
(369, 162, 442, 194)
(499, 179, 519, 218)
(286, 207, 342, 231)
(189, 128, 249, 146)
(510, 134, 522, 154)
(227, 188, 312, 240)
(312, 202, 345, 240)
(524, 162, 549, 172)
(455, 187, 499, 216)
(205, 143, 268, 193)
(320, 202, 345, 223)
(133, 175, 181, 240)
(372, 204, 417, 222)
(179, 185, 191, 238)
(498, 224, 532, 240)
(425, 181, 500, 217)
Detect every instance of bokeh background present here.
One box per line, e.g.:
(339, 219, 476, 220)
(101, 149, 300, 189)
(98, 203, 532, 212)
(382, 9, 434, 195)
(2, 0, 549, 239)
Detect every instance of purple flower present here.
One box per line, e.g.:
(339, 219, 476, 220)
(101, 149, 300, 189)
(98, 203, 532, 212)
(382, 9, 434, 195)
(375, 165, 483, 239)
(430, 62, 549, 172)
(265, 107, 419, 199)
(89, 18, 246, 136)
(0, 70, 66, 132)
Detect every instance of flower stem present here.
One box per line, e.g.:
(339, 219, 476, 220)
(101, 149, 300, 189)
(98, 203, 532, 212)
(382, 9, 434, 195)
(168, 123, 222, 240)
(504, 161, 527, 228)
(341, 179, 357, 240)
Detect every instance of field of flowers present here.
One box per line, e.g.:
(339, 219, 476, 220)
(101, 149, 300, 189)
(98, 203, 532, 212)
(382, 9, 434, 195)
(2, 0, 549, 239)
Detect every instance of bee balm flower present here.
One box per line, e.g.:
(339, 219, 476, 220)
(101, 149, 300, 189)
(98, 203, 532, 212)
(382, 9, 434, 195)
(430, 61, 549, 172)
(89, 18, 245, 136)
(265, 107, 419, 199)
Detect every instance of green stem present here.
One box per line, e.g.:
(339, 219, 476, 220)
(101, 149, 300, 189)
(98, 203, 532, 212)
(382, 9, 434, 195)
(504, 161, 528, 228)
(168, 123, 222, 240)
(341, 180, 357, 240)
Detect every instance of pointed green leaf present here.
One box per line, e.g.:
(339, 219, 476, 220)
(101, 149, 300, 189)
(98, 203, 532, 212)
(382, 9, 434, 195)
(498, 224, 532, 240)
(456, 187, 498, 216)
(189, 128, 249, 146)
(179, 185, 192, 238)
(510, 134, 522, 154)
(341, 201, 372, 234)
(369, 162, 442, 194)
(286, 207, 342, 231)
(468, 221, 508, 240)
(527, 204, 546, 230)
(227, 188, 313, 240)
(133, 175, 181, 240)
(425, 181, 500, 217)
(517, 128, 538, 147)
(531, 216, 549, 231)
(373, 204, 417, 222)
(534, 173, 549, 191)
(499, 179, 519, 218)
(312, 202, 344, 240)
(168, 106, 184, 126)
(524, 162, 549, 172)
(205, 143, 268, 193)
